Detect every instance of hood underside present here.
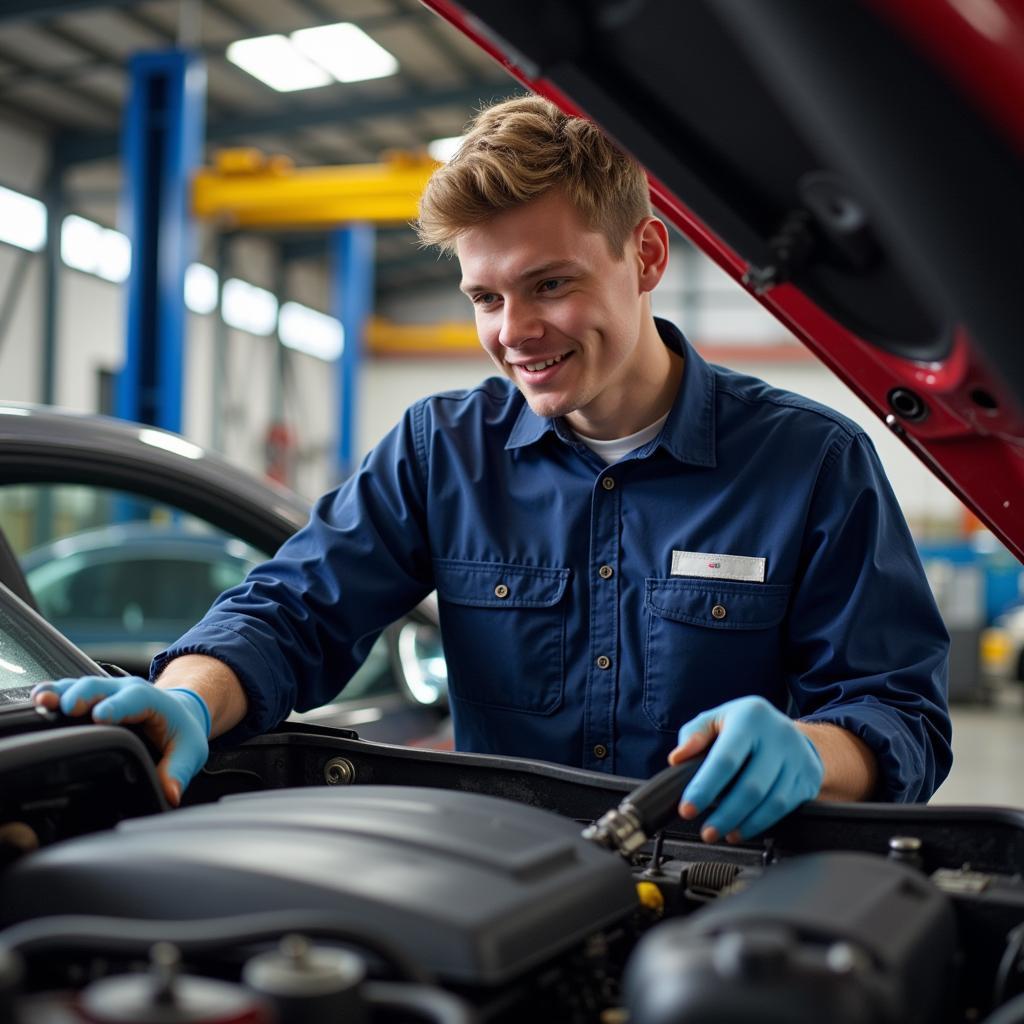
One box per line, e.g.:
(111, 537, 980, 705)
(422, 0, 1024, 561)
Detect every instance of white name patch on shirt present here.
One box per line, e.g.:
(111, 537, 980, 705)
(670, 550, 766, 583)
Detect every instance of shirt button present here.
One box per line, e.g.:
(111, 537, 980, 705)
(593, 744, 608, 759)
(601, 477, 616, 491)
(596, 655, 612, 670)
(494, 584, 509, 599)
(711, 604, 727, 620)
(598, 564, 614, 579)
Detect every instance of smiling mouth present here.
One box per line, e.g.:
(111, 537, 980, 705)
(514, 352, 572, 373)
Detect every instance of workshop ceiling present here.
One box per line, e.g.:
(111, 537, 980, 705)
(0, 0, 520, 297)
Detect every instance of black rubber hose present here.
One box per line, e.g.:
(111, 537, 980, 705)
(624, 757, 706, 834)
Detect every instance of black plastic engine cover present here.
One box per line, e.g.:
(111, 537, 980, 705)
(0, 786, 638, 985)
(623, 852, 957, 1024)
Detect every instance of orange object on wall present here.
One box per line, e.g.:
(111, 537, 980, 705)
(264, 421, 295, 486)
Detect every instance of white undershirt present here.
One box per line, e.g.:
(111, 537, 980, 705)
(571, 412, 670, 465)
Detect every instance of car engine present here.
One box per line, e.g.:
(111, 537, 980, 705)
(0, 716, 1020, 1023)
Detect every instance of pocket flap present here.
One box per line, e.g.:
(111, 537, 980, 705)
(645, 578, 790, 630)
(435, 559, 570, 609)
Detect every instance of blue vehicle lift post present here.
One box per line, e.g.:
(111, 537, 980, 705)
(332, 224, 375, 481)
(117, 50, 205, 433)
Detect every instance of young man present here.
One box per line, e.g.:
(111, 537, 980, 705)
(34, 97, 951, 844)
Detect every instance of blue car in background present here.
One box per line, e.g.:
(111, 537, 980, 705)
(22, 523, 262, 676)
(0, 404, 450, 745)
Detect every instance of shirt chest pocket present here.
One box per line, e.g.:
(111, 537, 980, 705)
(434, 559, 571, 714)
(643, 578, 791, 733)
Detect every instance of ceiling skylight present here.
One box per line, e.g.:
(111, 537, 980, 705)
(226, 34, 333, 93)
(291, 23, 399, 83)
(227, 23, 399, 92)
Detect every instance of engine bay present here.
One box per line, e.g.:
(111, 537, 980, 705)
(0, 715, 1022, 1022)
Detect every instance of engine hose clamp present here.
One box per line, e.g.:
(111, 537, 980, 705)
(583, 804, 647, 855)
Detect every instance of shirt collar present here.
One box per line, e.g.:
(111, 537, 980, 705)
(505, 318, 717, 468)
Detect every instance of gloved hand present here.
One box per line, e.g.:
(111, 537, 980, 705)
(31, 676, 210, 807)
(669, 696, 824, 843)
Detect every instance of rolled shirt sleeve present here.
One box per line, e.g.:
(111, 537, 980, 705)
(152, 404, 435, 744)
(788, 432, 952, 802)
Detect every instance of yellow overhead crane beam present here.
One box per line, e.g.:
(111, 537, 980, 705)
(367, 316, 483, 357)
(192, 148, 484, 356)
(192, 148, 439, 228)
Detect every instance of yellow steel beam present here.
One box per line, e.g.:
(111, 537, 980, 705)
(363, 319, 815, 363)
(193, 148, 439, 228)
(366, 317, 483, 356)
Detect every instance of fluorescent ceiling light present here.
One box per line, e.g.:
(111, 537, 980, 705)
(61, 215, 131, 283)
(291, 22, 398, 83)
(227, 34, 332, 92)
(222, 278, 278, 336)
(427, 135, 465, 163)
(279, 301, 344, 362)
(184, 263, 219, 315)
(0, 185, 46, 251)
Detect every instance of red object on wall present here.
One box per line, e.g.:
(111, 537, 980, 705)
(264, 422, 295, 487)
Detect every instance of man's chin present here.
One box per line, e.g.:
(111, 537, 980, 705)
(520, 391, 576, 421)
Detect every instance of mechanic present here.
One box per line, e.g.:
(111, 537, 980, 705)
(33, 96, 952, 844)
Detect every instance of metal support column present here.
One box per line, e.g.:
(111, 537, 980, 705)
(117, 50, 205, 432)
(265, 246, 294, 487)
(40, 162, 64, 406)
(0, 250, 32, 362)
(211, 232, 229, 451)
(331, 224, 375, 481)
(31, 160, 69, 545)
(271, 246, 287, 426)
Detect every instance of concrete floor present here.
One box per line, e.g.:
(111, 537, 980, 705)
(930, 695, 1024, 807)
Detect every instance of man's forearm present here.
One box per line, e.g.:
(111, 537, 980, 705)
(154, 654, 248, 739)
(796, 721, 878, 801)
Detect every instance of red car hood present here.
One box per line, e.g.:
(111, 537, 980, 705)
(421, 0, 1024, 561)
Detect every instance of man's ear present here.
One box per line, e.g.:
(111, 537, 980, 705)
(635, 217, 670, 294)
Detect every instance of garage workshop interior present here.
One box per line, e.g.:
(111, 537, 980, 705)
(0, 1, 1023, 1022)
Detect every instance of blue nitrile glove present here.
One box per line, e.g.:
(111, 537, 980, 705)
(31, 676, 210, 807)
(669, 696, 824, 843)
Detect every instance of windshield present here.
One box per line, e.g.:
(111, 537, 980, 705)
(0, 585, 98, 703)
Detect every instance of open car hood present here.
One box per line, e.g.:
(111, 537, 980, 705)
(421, 0, 1024, 561)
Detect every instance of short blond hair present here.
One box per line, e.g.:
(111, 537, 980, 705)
(416, 95, 651, 257)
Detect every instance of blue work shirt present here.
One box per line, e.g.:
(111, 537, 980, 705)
(156, 320, 951, 801)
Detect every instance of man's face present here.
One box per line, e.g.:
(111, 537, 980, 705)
(457, 190, 668, 438)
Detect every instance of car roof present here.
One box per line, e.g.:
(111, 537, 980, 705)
(0, 403, 309, 555)
(20, 523, 263, 570)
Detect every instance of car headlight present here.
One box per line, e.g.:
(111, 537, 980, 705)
(397, 621, 448, 706)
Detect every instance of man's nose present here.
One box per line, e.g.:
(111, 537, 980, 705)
(498, 300, 542, 349)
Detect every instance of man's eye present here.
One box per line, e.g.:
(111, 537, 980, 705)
(538, 279, 565, 293)
(473, 293, 499, 306)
